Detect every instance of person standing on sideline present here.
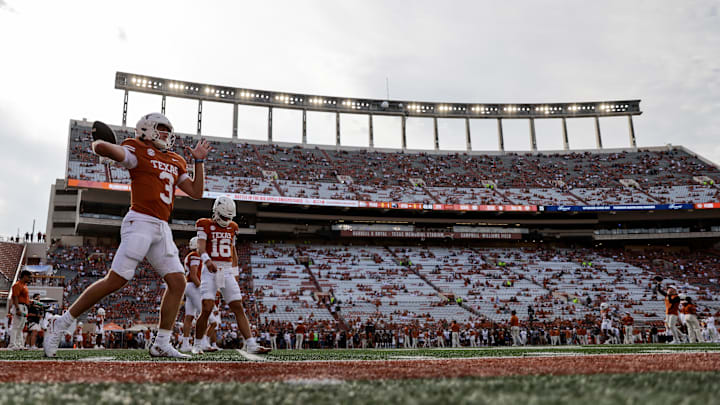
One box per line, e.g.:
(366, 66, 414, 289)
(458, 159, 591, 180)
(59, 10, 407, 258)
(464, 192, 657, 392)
(621, 312, 635, 344)
(450, 320, 461, 348)
(180, 237, 202, 352)
(295, 320, 306, 350)
(681, 297, 703, 343)
(44, 113, 209, 358)
(656, 283, 682, 344)
(510, 311, 521, 346)
(9, 271, 32, 350)
(25, 293, 45, 348)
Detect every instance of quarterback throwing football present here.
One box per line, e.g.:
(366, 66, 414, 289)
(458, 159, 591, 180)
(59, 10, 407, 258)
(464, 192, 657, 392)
(44, 113, 210, 358)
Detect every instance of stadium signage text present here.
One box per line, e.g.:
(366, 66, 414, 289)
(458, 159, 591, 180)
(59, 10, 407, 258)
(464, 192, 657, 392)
(541, 203, 695, 212)
(339, 230, 522, 239)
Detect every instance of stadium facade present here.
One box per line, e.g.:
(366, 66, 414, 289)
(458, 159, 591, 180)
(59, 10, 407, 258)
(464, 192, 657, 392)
(8, 72, 720, 328)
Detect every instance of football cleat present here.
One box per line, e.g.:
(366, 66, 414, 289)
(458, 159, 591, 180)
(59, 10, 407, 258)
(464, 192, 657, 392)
(43, 316, 72, 358)
(149, 342, 191, 359)
(245, 343, 272, 355)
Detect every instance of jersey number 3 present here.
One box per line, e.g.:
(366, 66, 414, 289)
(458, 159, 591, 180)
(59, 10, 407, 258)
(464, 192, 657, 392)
(159, 171, 174, 205)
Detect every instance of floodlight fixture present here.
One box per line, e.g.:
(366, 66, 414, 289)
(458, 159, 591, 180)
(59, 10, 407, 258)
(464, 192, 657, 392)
(115, 72, 642, 120)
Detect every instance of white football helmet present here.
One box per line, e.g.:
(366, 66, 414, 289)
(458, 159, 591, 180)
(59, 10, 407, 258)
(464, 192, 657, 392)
(600, 303, 609, 310)
(212, 196, 236, 227)
(189, 236, 198, 250)
(135, 112, 175, 150)
(97, 308, 106, 317)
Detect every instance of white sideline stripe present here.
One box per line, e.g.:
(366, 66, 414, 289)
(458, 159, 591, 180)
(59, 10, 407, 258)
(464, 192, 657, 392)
(79, 356, 116, 362)
(236, 349, 267, 361)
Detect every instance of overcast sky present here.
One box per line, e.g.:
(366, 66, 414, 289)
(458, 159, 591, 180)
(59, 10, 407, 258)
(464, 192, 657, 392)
(0, 0, 719, 238)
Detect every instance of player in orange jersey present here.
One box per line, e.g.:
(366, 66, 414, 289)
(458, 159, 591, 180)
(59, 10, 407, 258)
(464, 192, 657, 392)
(9, 270, 31, 350)
(510, 310, 521, 346)
(180, 237, 202, 352)
(45, 113, 209, 358)
(681, 296, 703, 343)
(191, 196, 270, 355)
(656, 284, 682, 344)
(621, 312, 635, 344)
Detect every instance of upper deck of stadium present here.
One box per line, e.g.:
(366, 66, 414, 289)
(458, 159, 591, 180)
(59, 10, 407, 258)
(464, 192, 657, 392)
(66, 119, 720, 207)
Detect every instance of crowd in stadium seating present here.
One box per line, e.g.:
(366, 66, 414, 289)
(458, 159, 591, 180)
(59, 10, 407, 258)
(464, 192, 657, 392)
(601, 248, 720, 297)
(66, 121, 720, 206)
(29, 239, 720, 349)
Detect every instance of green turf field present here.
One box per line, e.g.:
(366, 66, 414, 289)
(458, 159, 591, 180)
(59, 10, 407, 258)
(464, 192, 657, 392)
(0, 372, 717, 405)
(2, 344, 718, 404)
(0, 343, 718, 362)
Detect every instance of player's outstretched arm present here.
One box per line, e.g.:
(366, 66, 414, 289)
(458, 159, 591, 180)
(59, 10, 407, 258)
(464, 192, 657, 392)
(178, 138, 211, 199)
(92, 140, 126, 162)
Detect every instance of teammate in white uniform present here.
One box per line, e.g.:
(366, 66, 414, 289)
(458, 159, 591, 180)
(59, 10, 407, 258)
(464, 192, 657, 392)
(705, 316, 719, 343)
(92, 308, 106, 348)
(207, 304, 221, 351)
(44, 113, 210, 358)
(599, 302, 613, 343)
(180, 237, 202, 352)
(74, 323, 84, 349)
(191, 196, 270, 355)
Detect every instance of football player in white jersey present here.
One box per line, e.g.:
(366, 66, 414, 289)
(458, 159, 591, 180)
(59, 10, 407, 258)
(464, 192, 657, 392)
(180, 237, 202, 352)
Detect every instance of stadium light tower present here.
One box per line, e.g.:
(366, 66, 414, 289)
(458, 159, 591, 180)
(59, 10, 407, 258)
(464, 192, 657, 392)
(115, 72, 642, 152)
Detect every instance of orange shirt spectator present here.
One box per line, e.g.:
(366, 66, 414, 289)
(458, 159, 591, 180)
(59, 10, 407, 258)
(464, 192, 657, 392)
(621, 314, 634, 326)
(510, 315, 519, 327)
(11, 278, 30, 306)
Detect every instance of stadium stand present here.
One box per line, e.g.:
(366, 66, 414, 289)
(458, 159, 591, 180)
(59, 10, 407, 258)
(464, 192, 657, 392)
(66, 120, 720, 207)
(44, 240, 720, 326)
(29, 238, 720, 349)
(0, 241, 24, 283)
(0, 241, 25, 307)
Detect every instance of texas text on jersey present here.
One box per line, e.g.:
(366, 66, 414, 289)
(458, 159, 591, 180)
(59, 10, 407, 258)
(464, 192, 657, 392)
(195, 218, 239, 263)
(184, 251, 202, 282)
(121, 138, 189, 222)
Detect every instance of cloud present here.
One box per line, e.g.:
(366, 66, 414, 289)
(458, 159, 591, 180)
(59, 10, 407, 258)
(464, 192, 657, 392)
(0, 0, 16, 12)
(117, 27, 126, 42)
(0, 108, 65, 237)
